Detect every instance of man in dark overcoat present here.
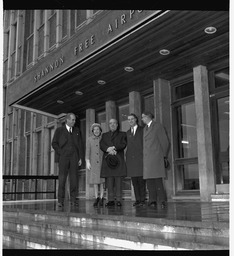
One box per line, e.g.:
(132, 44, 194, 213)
(52, 113, 84, 207)
(126, 113, 146, 206)
(142, 111, 169, 208)
(100, 118, 127, 207)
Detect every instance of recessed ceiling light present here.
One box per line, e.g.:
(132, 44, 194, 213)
(124, 66, 134, 72)
(75, 90, 83, 95)
(97, 80, 106, 85)
(159, 49, 170, 55)
(57, 100, 64, 104)
(204, 26, 217, 34)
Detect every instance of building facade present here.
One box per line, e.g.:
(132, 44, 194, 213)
(2, 10, 229, 202)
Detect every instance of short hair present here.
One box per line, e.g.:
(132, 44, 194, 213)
(65, 113, 75, 121)
(142, 111, 154, 119)
(128, 113, 139, 124)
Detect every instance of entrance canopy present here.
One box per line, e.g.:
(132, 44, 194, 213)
(10, 11, 228, 118)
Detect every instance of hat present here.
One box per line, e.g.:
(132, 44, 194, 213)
(105, 154, 120, 169)
(91, 123, 102, 132)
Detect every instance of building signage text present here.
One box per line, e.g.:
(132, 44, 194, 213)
(33, 10, 156, 83)
(34, 56, 65, 83)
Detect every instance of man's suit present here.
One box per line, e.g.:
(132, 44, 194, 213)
(52, 125, 83, 204)
(100, 130, 127, 202)
(126, 125, 146, 203)
(143, 121, 169, 204)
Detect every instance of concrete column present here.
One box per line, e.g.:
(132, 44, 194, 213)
(105, 101, 116, 127)
(85, 109, 95, 199)
(153, 78, 173, 199)
(193, 65, 215, 201)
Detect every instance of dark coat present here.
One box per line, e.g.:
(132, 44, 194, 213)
(126, 126, 144, 177)
(52, 125, 84, 163)
(100, 130, 127, 177)
(143, 121, 169, 179)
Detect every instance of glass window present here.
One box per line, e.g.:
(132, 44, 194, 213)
(76, 10, 86, 28)
(118, 104, 129, 132)
(214, 68, 229, 88)
(177, 164, 199, 190)
(26, 135, 31, 175)
(37, 131, 42, 175)
(143, 95, 154, 114)
(25, 111, 31, 132)
(172, 81, 199, 192)
(49, 11, 56, 48)
(217, 96, 229, 184)
(62, 10, 68, 38)
(10, 52, 16, 79)
(8, 113, 13, 139)
(36, 114, 42, 128)
(49, 127, 56, 175)
(97, 112, 107, 133)
(25, 10, 34, 65)
(176, 102, 197, 159)
(174, 82, 194, 100)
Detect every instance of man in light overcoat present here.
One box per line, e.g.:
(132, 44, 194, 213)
(141, 111, 169, 208)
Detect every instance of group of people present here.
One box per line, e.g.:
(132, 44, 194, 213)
(52, 111, 169, 209)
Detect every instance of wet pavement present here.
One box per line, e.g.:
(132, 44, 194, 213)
(3, 198, 229, 223)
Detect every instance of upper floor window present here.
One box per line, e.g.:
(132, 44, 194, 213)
(75, 10, 87, 28)
(48, 10, 56, 48)
(62, 10, 68, 39)
(38, 10, 45, 57)
(25, 10, 34, 66)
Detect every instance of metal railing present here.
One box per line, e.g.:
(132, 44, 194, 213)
(2, 175, 58, 201)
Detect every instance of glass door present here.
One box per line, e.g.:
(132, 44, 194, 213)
(210, 67, 229, 186)
(172, 80, 199, 193)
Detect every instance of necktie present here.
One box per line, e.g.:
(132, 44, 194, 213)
(131, 128, 134, 135)
(69, 127, 72, 133)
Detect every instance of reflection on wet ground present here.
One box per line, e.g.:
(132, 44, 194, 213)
(3, 198, 229, 223)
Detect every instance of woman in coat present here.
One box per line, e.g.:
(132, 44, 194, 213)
(86, 123, 105, 207)
(141, 111, 169, 208)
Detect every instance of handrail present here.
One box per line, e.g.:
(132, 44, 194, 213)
(2, 175, 58, 201)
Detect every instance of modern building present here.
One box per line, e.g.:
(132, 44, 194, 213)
(2, 10, 229, 202)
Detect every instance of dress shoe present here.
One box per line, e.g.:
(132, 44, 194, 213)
(93, 197, 100, 207)
(105, 201, 115, 207)
(149, 201, 157, 207)
(161, 201, 167, 209)
(139, 201, 146, 206)
(70, 201, 79, 207)
(57, 202, 64, 207)
(116, 201, 122, 207)
(99, 197, 104, 207)
(133, 200, 140, 206)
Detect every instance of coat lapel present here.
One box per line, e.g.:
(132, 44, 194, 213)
(144, 121, 154, 137)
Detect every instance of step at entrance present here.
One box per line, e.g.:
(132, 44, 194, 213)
(3, 208, 229, 250)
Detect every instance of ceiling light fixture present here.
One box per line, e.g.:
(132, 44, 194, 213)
(97, 80, 106, 85)
(57, 100, 64, 104)
(124, 66, 134, 72)
(75, 90, 83, 95)
(159, 49, 170, 55)
(204, 26, 217, 34)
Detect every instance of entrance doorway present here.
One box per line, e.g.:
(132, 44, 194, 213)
(210, 67, 229, 191)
